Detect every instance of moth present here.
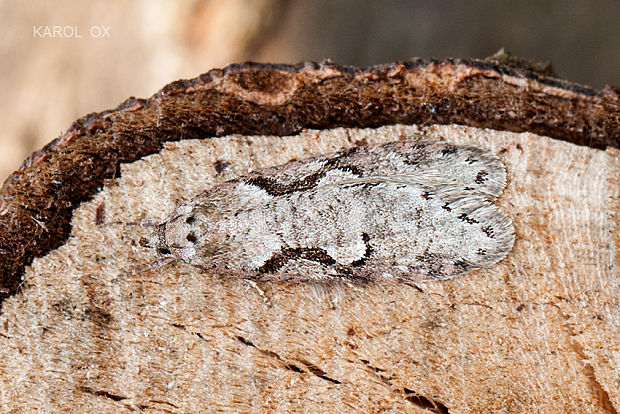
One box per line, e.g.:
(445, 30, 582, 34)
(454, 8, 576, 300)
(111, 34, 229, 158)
(139, 141, 514, 283)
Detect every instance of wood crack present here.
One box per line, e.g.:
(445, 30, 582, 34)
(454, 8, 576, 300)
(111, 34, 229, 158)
(552, 308, 617, 414)
(403, 388, 450, 414)
(236, 335, 341, 385)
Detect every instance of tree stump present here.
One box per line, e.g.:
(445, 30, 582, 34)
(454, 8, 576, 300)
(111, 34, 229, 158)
(0, 59, 618, 413)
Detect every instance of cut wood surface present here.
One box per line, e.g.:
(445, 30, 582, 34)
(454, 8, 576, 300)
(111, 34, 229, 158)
(0, 60, 618, 413)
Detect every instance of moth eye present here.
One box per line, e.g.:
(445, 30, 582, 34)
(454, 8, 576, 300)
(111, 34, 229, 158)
(158, 248, 171, 256)
(186, 216, 196, 224)
(186, 232, 197, 243)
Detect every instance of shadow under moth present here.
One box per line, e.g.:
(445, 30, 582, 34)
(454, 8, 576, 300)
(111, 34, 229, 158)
(139, 140, 514, 283)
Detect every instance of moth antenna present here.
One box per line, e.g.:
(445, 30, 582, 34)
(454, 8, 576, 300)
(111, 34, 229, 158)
(100, 219, 162, 228)
(120, 256, 177, 278)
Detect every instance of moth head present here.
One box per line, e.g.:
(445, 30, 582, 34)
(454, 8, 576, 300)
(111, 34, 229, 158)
(140, 204, 199, 264)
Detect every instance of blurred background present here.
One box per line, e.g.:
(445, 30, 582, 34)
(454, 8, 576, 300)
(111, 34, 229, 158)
(1, 0, 618, 182)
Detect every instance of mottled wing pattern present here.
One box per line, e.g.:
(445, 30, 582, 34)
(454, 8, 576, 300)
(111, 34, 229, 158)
(152, 141, 514, 283)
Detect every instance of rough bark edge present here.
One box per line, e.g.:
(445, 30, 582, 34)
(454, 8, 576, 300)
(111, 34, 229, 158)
(0, 57, 618, 305)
